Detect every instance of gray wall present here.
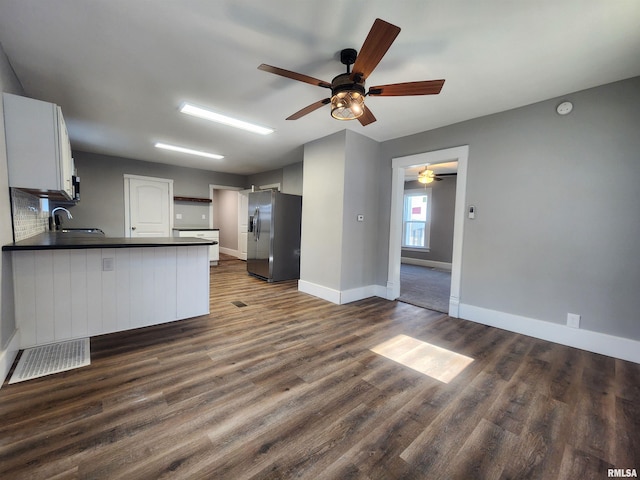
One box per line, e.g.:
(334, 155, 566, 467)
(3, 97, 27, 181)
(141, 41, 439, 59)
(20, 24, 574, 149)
(381, 76, 640, 341)
(247, 161, 303, 196)
(282, 161, 303, 195)
(341, 130, 382, 290)
(300, 131, 346, 289)
(0, 42, 23, 353)
(217, 189, 238, 250)
(247, 168, 282, 192)
(64, 151, 246, 236)
(300, 130, 381, 292)
(402, 176, 457, 263)
(174, 201, 210, 228)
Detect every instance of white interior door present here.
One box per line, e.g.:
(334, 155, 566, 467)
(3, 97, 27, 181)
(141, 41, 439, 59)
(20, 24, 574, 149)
(125, 175, 173, 237)
(238, 190, 250, 260)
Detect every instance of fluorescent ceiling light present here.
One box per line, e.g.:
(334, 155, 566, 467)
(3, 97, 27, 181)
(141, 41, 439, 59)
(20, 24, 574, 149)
(154, 142, 224, 160)
(180, 103, 274, 135)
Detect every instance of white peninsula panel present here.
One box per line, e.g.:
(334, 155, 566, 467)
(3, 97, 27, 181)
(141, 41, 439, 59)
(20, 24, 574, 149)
(12, 245, 210, 348)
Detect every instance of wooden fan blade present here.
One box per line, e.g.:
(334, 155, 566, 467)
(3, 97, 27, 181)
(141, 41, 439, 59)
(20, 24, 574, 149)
(286, 98, 331, 120)
(368, 79, 445, 96)
(351, 18, 401, 81)
(357, 105, 377, 126)
(258, 64, 332, 89)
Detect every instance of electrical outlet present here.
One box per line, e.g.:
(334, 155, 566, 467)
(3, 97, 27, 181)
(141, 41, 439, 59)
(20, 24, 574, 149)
(201, 214, 206, 219)
(102, 257, 114, 272)
(176, 213, 182, 220)
(567, 313, 580, 328)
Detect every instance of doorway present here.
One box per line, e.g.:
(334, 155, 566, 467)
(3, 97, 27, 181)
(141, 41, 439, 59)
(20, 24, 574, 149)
(209, 185, 245, 259)
(387, 145, 469, 317)
(398, 164, 457, 313)
(209, 184, 281, 261)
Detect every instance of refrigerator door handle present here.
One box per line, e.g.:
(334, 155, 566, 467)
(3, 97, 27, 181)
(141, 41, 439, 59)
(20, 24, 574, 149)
(254, 207, 260, 241)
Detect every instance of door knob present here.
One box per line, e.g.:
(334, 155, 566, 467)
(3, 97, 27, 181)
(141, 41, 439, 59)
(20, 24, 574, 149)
(132, 227, 136, 230)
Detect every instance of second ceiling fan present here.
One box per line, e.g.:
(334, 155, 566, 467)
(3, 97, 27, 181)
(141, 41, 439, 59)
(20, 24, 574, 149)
(258, 18, 445, 126)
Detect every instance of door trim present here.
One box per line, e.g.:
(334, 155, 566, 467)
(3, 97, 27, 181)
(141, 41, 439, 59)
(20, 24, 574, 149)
(124, 174, 174, 238)
(237, 189, 251, 260)
(387, 145, 468, 317)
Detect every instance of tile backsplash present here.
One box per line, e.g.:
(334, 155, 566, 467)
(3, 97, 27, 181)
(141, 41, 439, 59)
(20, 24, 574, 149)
(11, 189, 49, 241)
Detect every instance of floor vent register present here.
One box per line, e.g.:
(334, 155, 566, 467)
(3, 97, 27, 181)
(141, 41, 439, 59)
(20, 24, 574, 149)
(9, 338, 91, 384)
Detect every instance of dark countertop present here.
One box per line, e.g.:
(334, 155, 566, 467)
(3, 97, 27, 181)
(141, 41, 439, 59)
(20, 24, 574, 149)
(172, 228, 219, 231)
(3, 232, 218, 251)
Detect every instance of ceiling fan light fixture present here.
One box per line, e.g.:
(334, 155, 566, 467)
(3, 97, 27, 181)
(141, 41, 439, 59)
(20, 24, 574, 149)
(330, 73, 365, 121)
(418, 169, 435, 184)
(331, 91, 364, 120)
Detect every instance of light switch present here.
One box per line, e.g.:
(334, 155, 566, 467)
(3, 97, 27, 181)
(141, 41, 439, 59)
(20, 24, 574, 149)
(176, 213, 182, 219)
(102, 257, 114, 271)
(468, 206, 476, 219)
(357, 214, 364, 222)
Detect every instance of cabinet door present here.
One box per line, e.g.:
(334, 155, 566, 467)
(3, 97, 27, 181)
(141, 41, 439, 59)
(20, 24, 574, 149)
(4, 93, 59, 191)
(210, 231, 219, 262)
(56, 107, 74, 198)
(3, 93, 74, 200)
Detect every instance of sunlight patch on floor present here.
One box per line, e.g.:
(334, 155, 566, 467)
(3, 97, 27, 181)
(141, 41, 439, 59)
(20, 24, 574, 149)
(370, 334, 474, 383)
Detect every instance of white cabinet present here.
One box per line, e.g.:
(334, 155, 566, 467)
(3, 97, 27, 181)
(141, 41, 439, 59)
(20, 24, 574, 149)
(12, 246, 210, 348)
(174, 229, 219, 264)
(3, 93, 74, 200)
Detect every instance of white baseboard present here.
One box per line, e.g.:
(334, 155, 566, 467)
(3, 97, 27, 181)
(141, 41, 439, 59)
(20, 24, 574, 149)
(341, 284, 387, 304)
(298, 280, 385, 305)
(219, 247, 241, 258)
(459, 304, 640, 364)
(401, 257, 452, 271)
(385, 280, 398, 301)
(298, 280, 341, 304)
(0, 329, 20, 389)
(448, 296, 460, 317)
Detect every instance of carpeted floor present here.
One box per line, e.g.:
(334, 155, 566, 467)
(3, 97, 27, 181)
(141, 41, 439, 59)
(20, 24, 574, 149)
(399, 263, 451, 313)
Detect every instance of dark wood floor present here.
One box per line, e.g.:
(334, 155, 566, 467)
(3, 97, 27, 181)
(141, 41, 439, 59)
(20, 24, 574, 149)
(1, 255, 638, 479)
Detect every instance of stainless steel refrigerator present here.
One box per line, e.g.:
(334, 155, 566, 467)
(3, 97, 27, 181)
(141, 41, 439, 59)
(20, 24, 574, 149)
(247, 190, 302, 282)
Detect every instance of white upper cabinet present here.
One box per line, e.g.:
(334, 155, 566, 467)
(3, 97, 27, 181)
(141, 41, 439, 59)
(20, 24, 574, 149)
(3, 93, 74, 200)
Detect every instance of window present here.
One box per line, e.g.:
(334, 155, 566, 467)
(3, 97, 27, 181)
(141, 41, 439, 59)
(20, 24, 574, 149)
(402, 188, 431, 249)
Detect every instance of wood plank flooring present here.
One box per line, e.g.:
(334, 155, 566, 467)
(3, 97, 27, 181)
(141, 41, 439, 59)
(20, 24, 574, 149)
(1, 254, 639, 479)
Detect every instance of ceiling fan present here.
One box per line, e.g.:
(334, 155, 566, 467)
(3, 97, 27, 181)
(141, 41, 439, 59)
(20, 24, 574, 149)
(418, 169, 457, 184)
(258, 18, 445, 126)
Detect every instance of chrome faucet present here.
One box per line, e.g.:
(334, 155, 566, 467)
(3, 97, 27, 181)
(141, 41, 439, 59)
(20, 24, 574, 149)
(51, 207, 73, 219)
(50, 207, 72, 230)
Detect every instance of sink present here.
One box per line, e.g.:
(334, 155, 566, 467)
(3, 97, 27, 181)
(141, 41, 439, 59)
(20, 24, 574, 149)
(58, 228, 105, 235)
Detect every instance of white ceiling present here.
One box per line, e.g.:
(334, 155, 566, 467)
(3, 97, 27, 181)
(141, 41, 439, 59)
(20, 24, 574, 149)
(0, 0, 638, 176)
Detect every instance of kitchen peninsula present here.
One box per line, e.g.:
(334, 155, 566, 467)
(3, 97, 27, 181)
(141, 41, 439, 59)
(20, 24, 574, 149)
(3, 232, 216, 349)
